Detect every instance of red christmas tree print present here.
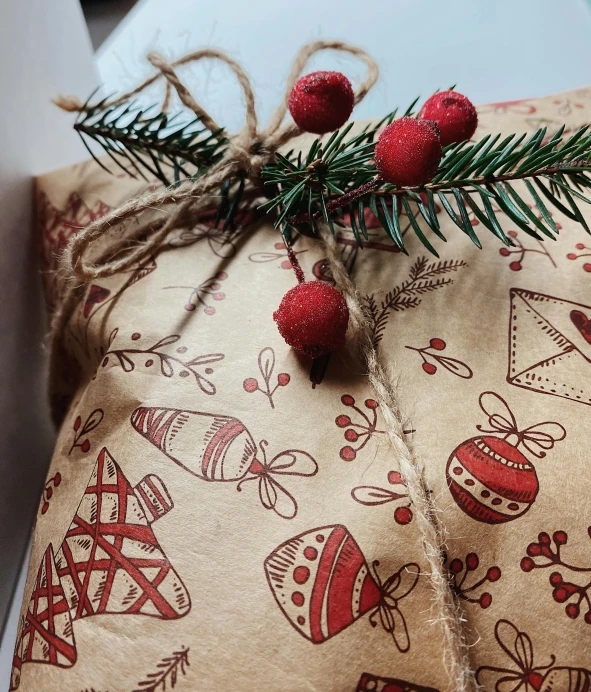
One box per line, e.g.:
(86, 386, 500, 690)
(9, 545, 76, 690)
(55, 448, 191, 621)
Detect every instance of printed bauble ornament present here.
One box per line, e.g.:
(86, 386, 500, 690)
(446, 392, 565, 525)
(374, 117, 442, 186)
(288, 71, 354, 134)
(446, 435, 539, 524)
(418, 90, 478, 147)
(274, 281, 349, 358)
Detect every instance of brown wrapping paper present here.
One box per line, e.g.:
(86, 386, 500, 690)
(11, 86, 591, 691)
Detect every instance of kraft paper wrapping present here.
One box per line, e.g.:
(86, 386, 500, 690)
(12, 86, 591, 691)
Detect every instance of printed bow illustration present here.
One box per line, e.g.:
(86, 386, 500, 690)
(476, 392, 566, 458)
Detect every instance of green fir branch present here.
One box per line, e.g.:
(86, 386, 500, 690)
(73, 92, 591, 257)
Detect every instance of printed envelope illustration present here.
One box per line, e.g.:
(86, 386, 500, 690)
(507, 288, 591, 406)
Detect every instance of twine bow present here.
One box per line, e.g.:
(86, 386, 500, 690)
(476, 391, 566, 458)
(55, 41, 378, 284)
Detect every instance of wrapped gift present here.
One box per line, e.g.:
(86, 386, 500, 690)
(10, 43, 591, 691)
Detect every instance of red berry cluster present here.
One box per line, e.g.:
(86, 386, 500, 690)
(335, 394, 382, 461)
(40, 473, 62, 515)
(448, 552, 501, 609)
(567, 242, 591, 272)
(520, 530, 591, 624)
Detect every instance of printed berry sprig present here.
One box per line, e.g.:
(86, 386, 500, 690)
(448, 552, 501, 609)
(69, 408, 104, 455)
(243, 347, 290, 408)
(405, 337, 473, 378)
(567, 242, 591, 272)
(521, 529, 591, 624)
(70, 68, 591, 259)
(132, 646, 190, 692)
(335, 394, 384, 461)
(498, 229, 556, 271)
(40, 473, 62, 515)
(163, 271, 227, 314)
(351, 470, 413, 525)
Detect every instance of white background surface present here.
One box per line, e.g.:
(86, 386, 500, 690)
(2, 0, 591, 689)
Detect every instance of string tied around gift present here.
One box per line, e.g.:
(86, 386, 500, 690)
(52, 41, 478, 691)
(476, 392, 566, 458)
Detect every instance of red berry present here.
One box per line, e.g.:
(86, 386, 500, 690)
(275, 242, 286, 250)
(46, 487, 53, 499)
(538, 532, 551, 545)
(584, 263, 591, 273)
(344, 429, 359, 442)
(73, 416, 81, 431)
(185, 303, 196, 312)
(280, 260, 292, 270)
(585, 611, 591, 625)
(131, 332, 141, 340)
(509, 261, 522, 271)
(567, 253, 577, 260)
(243, 378, 259, 393)
(81, 439, 91, 453)
(394, 506, 413, 525)
(429, 338, 446, 351)
(549, 572, 563, 587)
(576, 243, 585, 250)
(449, 558, 463, 574)
(553, 530, 568, 545)
(466, 553, 479, 571)
(375, 117, 442, 186)
(553, 587, 568, 603)
(486, 566, 501, 582)
(422, 362, 437, 375)
(335, 414, 351, 428)
(341, 394, 355, 406)
(418, 90, 478, 147)
(566, 603, 580, 619)
(520, 557, 535, 572)
(387, 471, 405, 486)
(273, 281, 349, 358)
(364, 399, 378, 409)
(41, 502, 49, 515)
(508, 230, 518, 238)
(340, 446, 356, 462)
(277, 373, 290, 386)
(288, 71, 354, 134)
(204, 306, 215, 315)
(213, 292, 225, 301)
(216, 272, 228, 280)
(527, 543, 542, 557)
(479, 593, 492, 609)
(499, 248, 510, 257)
(54, 473, 61, 486)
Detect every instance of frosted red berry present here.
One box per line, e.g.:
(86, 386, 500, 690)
(394, 506, 413, 525)
(288, 71, 354, 134)
(375, 117, 442, 186)
(418, 90, 478, 147)
(243, 378, 258, 393)
(429, 338, 446, 351)
(274, 281, 349, 358)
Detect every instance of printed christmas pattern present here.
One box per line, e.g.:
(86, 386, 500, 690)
(476, 618, 591, 691)
(507, 288, 591, 406)
(10, 448, 190, 690)
(446, 392, 565, 524)
(356, 672, 439, 692)
(131, 406, 317, 519)
(264, 525, 419, 652)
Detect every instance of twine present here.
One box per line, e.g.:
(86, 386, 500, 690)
(53, 42, 475, 688)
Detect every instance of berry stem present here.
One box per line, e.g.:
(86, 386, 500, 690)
(285, 242, 306, 284)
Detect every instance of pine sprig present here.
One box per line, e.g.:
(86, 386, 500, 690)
(365, 257, 467, 346)
(133, 647, 190, 692)
(74, 90, 591, 257)
(74, 97, 227, 186)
